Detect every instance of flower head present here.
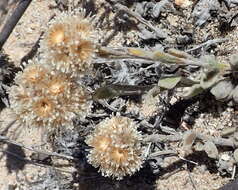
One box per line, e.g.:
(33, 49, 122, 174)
(9, 62, 91, 128)
(40, 9, 97, 75)
(85, 116, 144, 180)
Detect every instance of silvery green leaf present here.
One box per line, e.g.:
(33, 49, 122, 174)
(158, 76, 182, 89)
(230, 55, 238, 80)
(201, 55, 219, 69)
(182, 84, 204, 99)
(210, 80, 234, 101)
(128, 47, 153, 58)
(93, 85, 153, 100)
(167, 48, 194, 59)
(200, 56, 221, 89)
(152, 50, 183, 64)
(194, 142, 204, 152)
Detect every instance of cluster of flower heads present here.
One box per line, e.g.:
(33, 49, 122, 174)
(40, 9, 97, 75)
(8, 9, 97, 128)
(85, 116, 144, 180)
(9, 60, 90, 128)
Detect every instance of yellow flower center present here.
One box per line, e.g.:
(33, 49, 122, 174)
(111, 148, 128, 164)
(48, 24, 66, 47)
(53, 31, 64, 44)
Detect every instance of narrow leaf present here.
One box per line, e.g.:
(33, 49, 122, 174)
(128, 48, 152, 58)
(167, 48, 194, 59)
(93, 86, 119, 100)
(200, 68, 221, 89)
(93, 84, 153, 100)
(153, 50, 184, 64)
(230, 54, 238, 71)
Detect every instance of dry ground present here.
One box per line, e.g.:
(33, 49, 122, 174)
(0, 0, 237, 189)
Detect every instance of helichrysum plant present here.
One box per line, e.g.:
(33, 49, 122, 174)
(85, 116, 144, 180)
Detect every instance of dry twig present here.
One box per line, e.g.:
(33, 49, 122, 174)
(0, 0, 32, 50)
(186, 38, 229, 53)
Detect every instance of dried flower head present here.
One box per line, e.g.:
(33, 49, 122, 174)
(85, 116, 144, 180)
(40, 9, 97, 75)
(74, 21, 94, 39)
(9, 62, 91, 128)
(14, 62, 48, 88)
(8, 84, 31, 105)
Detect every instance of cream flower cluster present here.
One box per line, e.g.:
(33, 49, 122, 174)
(85, 116, 144, 180)
(40, 9, 97, 75)
(9, 61, 90, 128)
(8, 10, 96, 128)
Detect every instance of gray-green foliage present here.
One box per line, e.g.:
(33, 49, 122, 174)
(182, 55, 225, 99)
(168, 54, 238, 104)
